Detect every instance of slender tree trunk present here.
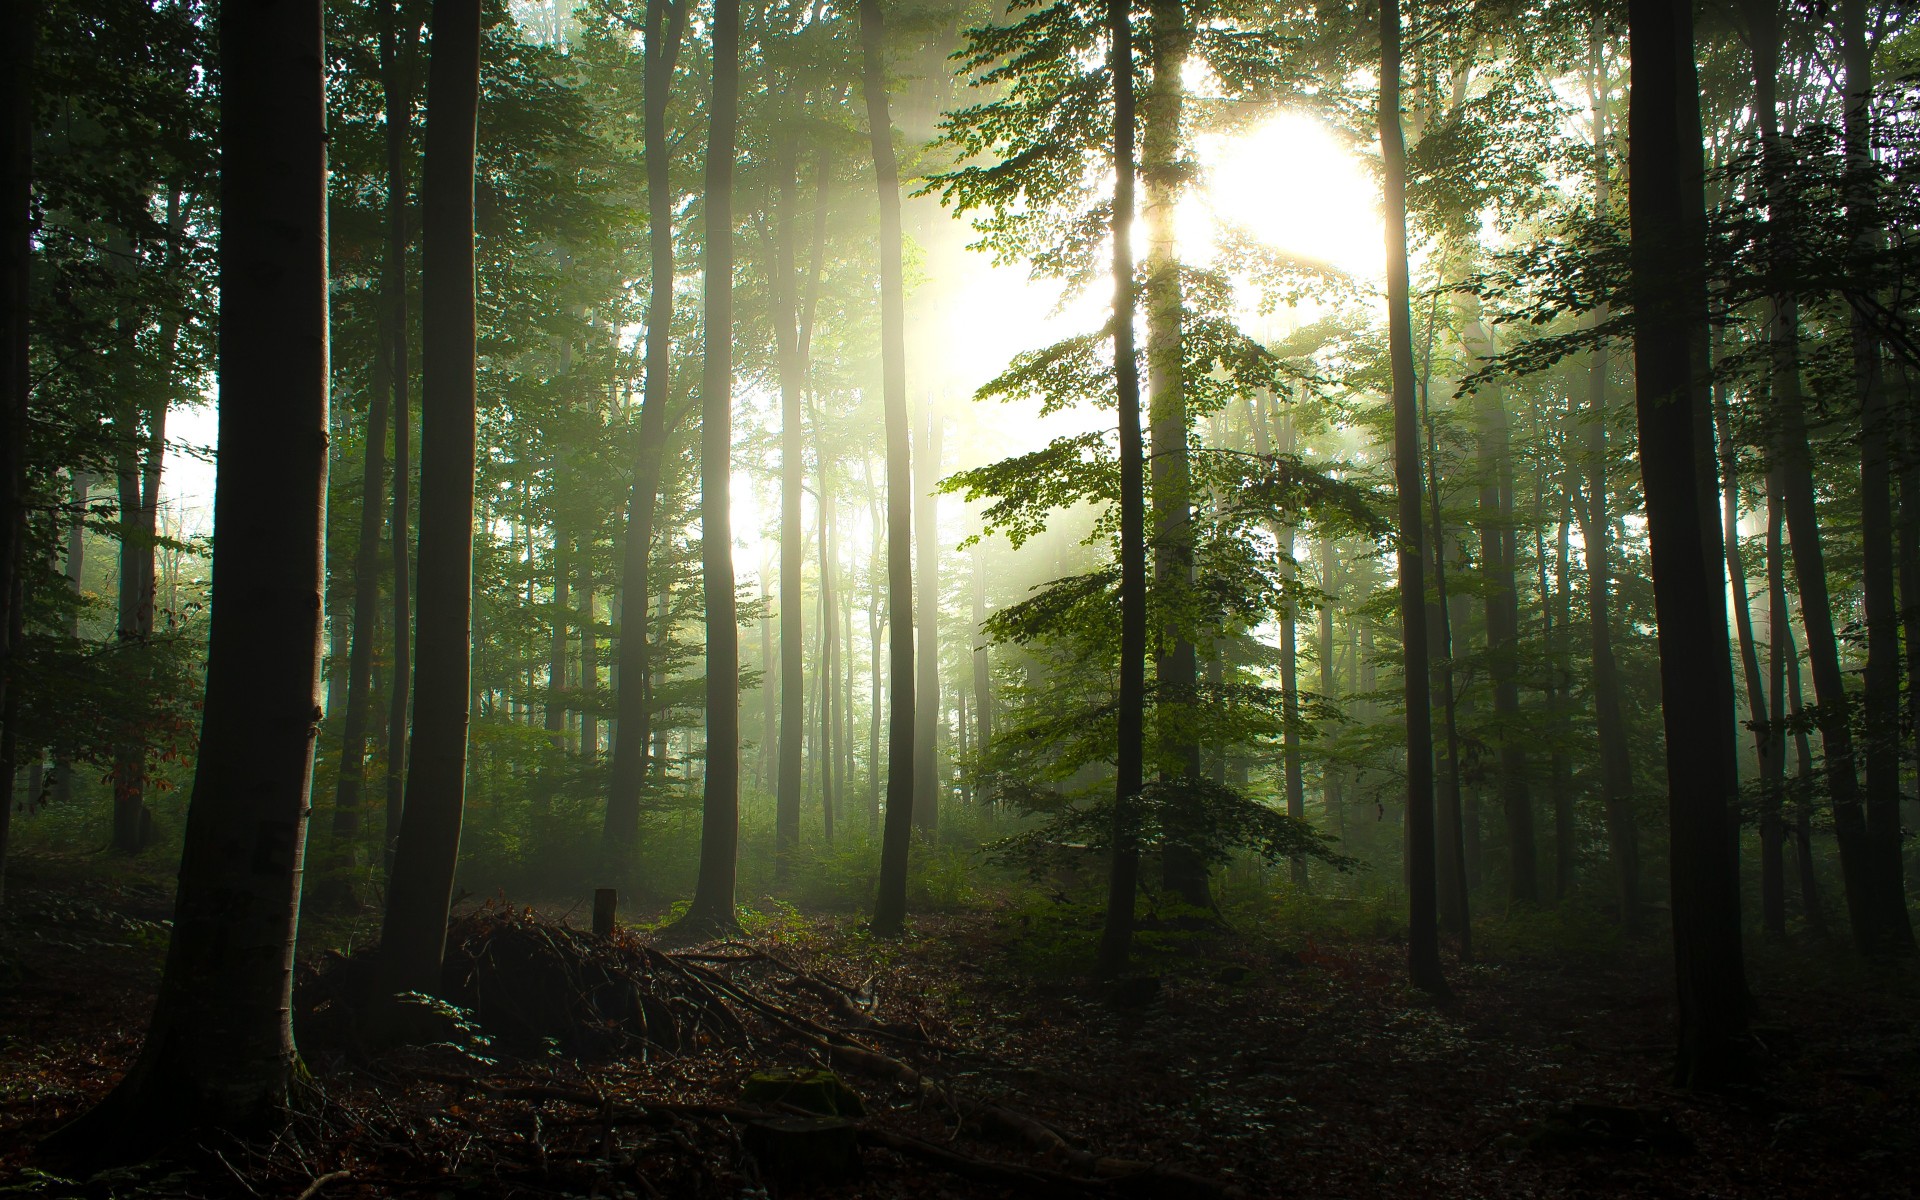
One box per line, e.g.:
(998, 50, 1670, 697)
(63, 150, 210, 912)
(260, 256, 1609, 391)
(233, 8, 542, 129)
(1381, 0, 1445, 996)
(51, 473, 87, 808)
(681, 0, 742, 934)
(913, 396, 941, 833)
(333, 158, 396, 851)
(1318, 537, 1342, 840)
(605, 0, 687, 858)
(545, 511, 570, 743)
(1548, 472, 1575, 901)
(0, 0, 28, 885)
(867, 454, 883, 828)
(579, 548, 596, 759)
(1095, 0, 1146, 979)
(1841, 0, 1913, 953)
(1469, 363, 1535, 904)
(1714, 377, 1770, 791)
(971, 544, 991, 768)
(1762, 471, 1788, 936)
(384, 3, 421, 876)
(866, 0, 918, 936)
(1419, 328, 1470, 951)
(769, 135, 807, 864)
(1583, 17, 1639, 930)
(1627, 0, 1750, 1086)
(59, 0, 328, 1132)
(1782, 612, 1825, 932)
(1141, 0, 1207, 909)
(1750, 0, 1887, 955)
(819, 467, 837, 841)
(378, 0, 482, 998)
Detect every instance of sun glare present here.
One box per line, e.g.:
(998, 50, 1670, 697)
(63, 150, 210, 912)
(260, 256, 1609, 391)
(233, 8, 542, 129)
(1196, 113, 1383, 284)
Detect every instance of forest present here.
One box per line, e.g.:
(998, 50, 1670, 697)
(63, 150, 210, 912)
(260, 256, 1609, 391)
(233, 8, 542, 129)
(1, 0, 1918, 1194)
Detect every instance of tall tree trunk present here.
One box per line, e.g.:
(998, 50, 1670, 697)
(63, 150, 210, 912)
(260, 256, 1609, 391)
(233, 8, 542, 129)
(59, 0, 328, 1132)
(545, 517, 570, 739)
(912, 396, 941, 833)
(818, 466, 837, 841)
(1547, 471, 1575, 901)
(378, 0, 482, 998)
(1627, 0, 1749, 1086)
(681, 0, 742, 934)
(1317, 537, 1342, 841)
(1761, 471, 1788, 936)
(1582, 16, 1639, 930)
(1841, 0, 1913, 953)
(1713, 376, 1770, 792)
(1381, 0, 1445, 996)
(1467, 351, 1535, 904)
(1750, 0, 1889, 955)
(333, 137, 396, 851)
(1782, 612, 1825, 932)
(1419, 326, 1470, 950)
(769, 134, 806, 864)
(1095, 0, 1147, 979)
(605, 0, 687, 858)
(971, 544, 992, 768)
(1141, 0, 1207, 909)
(579, 547, 596, 759)
(0, 0, 28, 892)
(867, 453, 883, 828)
(866, 0, 918, 936)
(52, 473, 88, 807)
(384, 4, 420, 875)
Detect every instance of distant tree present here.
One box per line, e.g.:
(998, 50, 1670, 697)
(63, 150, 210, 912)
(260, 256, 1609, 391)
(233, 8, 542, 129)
(0, 0, 30, 908)
(605, 0, 688, 859)
(679, 0, 744, 936)
(51, 0, 328, 1136)
(1380, 0, 1445, 997)
(1094, 0, 1146, 980)
(379, 0, 483, 998)
(867, 0, 918, 937)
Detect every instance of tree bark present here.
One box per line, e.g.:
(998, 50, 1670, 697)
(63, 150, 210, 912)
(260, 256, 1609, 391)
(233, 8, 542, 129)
(0, 0, 28, 872)
(1141, 0, 1207, 910)
(384, 2, 421, 875)
(1381, 0, 1445, 996)
(1582, 17, 1639, 931)
(378, 0, 482, 998)
(59, 0, 328, 1133)
(971, 544, 991, 767)
(913, 395, 941, 833)
(1096, 0, 1147, 979)
(1841, 0, 1913, 953)
(1626, 0, 1749, 1086)
(866, 0, 918, 937)
(605, 0, 688, 858)
(681, 0, 743, 934)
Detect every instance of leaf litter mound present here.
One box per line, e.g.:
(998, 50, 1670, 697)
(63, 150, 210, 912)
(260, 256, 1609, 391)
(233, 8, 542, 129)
(273, 902, 1243, 1199)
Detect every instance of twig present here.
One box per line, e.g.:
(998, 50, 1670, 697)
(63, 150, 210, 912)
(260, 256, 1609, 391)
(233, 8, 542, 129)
(292, 1169, 353, 1200)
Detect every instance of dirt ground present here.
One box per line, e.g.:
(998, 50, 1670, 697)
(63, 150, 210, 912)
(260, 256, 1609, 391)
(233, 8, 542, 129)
(2, 853, 1916, 1199)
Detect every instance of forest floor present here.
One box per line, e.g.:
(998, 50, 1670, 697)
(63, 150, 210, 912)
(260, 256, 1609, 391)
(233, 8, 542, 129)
(2, 852, 1917, 1199)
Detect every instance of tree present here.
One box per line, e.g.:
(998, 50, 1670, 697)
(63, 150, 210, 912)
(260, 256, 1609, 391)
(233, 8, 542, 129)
(51, 0, 328, 1136)
(384, 0, 423, 874)
(1094, 0, 1146, 981)
(868, 0, 919, 937)
(1625, 0, 1749, 1087)
(0, 0, 30, 903)
(1381, 0, 1444, 997)
(679, 0, 743, 936)
(605, 0, 688, 859)
(378, 0, 483, 999)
